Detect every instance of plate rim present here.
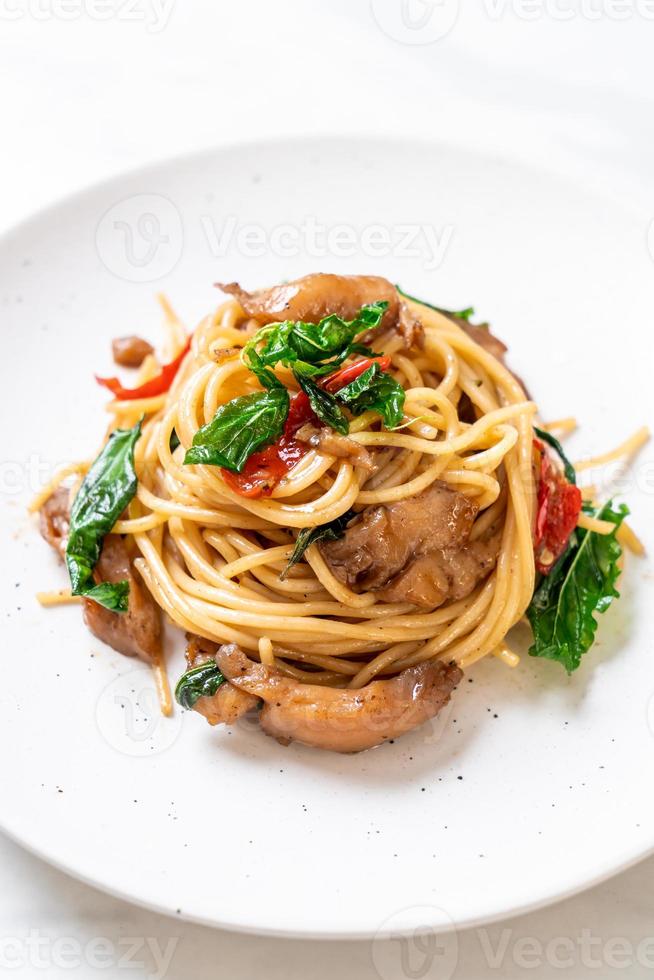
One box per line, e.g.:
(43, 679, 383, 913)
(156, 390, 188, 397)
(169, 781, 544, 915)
(1, 133, 651, 938)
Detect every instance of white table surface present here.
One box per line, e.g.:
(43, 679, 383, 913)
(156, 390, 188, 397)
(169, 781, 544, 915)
(2, 2, 653, 977)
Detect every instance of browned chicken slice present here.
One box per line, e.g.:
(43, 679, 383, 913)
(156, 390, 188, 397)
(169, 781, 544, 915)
(321, 482, 477, 590)
(376, 528, 501, 607)
(39, 486, 71, 558)
(185, 634, 259, 725)
(215, 644, 462, 753)
(39, 491, 161, 663)
(219, 273, 399, 327)
(185, 632, 219, 669)
(295, 423, 374, 473)
(111, 335, 154, 368)
(194, 682, 260, 726)
(82, 535, 161, 663)
(321, 482, 500, 609)
(219, 273, 424, 350)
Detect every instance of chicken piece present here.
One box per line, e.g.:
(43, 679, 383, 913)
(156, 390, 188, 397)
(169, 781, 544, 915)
(185, 632, 219, 669)
(219, 273, 399, 327)
(398, 301, 424, 349)
(82, 535, 162, 663)
(215, 644, 462, 753)
(321, 481, 477, 586)
(321, 482, 501, 609)
(39, 486, 70, 558)
(295, 423, 374, 473)
(39, 491, 161, 662)
(376, 528, 501, 608)
(185, 634, 260, 725)
(220, 272, 424, 348)
(111, 335, 154, 368)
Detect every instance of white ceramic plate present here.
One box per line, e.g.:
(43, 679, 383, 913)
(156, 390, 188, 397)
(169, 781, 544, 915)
(1, 138, 652, 939)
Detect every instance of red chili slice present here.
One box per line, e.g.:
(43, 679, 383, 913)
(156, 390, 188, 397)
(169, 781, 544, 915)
(96, 335, 191, 400)
(323, 355, 391, 393)
(221, 392, 315, 498)
(534, 439, 582, 574)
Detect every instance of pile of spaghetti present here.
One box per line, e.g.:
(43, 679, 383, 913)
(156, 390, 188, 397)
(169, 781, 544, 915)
(33, 274, 648, 753)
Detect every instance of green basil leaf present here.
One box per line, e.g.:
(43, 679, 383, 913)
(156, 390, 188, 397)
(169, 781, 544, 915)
(184, 388, 289, 472)
(347, 342, 377, 358)
(527, 500, 628, 673)
(534, 426, 577, 485)
(292, 302, 388, 363)
(291, 314, 355, 362)
(336, 363, 406, 429)
(294, 371, 349, 435)
(291, 343, 378, 379)
(258, 321, 295, 364)
(66, 420, 142, 613)
(175, 661, 225, 710)
(281, 509, 356, 580)
(396, 286, 474, 322)
(244, 301, 388, 374)
(242, 343, 284, 390)
(83, 580, 131, 612)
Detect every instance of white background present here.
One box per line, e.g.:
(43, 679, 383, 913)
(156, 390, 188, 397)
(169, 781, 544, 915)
(1, 1, 653, 977)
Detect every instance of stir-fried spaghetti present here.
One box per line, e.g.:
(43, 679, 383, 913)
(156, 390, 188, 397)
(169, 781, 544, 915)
(32, 276, 648, 751)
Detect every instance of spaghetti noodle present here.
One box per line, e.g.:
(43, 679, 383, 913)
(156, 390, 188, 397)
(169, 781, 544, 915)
(33, 275, 648, 752)
(127, 296, 536, 679)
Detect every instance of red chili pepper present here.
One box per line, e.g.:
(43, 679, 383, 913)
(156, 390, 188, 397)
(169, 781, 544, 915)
(221, 392, 315, 498)
(221, 398, 311, 498)
(534, 439, 582, 574)
(223, 356, 394, 499)
(96, 335, 191, 400)
(323, 355, 391, 393)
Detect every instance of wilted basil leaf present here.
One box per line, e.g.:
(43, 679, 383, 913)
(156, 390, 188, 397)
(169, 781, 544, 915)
(527, 501, 627, 673)
(281, 509, 356, 580)
(66, 420, 142, 613)
(175, 661, 225, 710)
(294, 371, 349, 435)
(244, 302, 388, 375)
(184, 388, 289, 472)
(242, 344, 284, 390)
(336, 363, 405, 429)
